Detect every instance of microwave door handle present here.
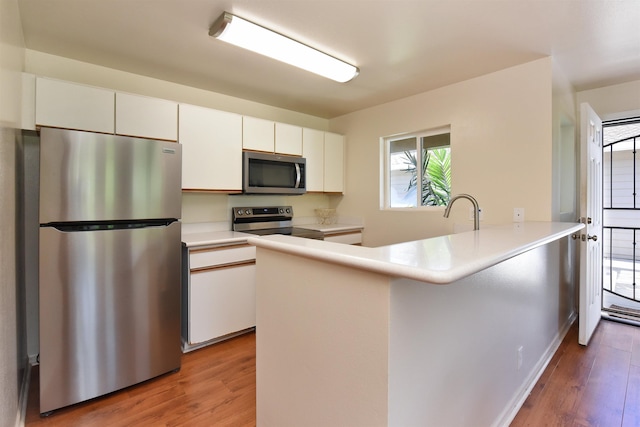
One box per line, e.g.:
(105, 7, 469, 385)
(295, 163, 301, 188)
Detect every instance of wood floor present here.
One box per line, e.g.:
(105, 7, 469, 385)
(512, 318, 640, 426)
(25, 319, 640, 426)
(25, 332, 256, 427)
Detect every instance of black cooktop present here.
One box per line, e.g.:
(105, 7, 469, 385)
(240, 226, 324, 240)
(232, 206, 324, 240)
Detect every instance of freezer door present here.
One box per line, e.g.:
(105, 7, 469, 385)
(39, 127, 181, 223)
(39, 221, 181, 413)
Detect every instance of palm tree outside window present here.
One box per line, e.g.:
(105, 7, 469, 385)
(386, 128, 451, 208)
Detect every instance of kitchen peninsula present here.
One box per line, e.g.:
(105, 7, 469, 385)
(249, 221, 584, 427)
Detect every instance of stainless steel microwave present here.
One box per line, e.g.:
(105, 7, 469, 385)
(243, 151, 306, 195)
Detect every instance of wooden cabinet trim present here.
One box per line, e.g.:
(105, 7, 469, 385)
(182, 189, 243, 194)
(190, 260, 256, 274)
(189, 243, 252, 254)
(241, 148, 303, 157)
(324, 231, 363, 237)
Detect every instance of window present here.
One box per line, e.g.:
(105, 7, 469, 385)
(383, 127, 451, 209)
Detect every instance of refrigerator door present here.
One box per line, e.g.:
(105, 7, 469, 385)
(39, 221, 182, 413)
(39, 127, 182, 224)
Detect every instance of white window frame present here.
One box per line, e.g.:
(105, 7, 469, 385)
(380, 126, 451, 210)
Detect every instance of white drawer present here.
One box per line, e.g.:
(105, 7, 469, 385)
(189, 244, 256, 270)
(324, 232, 362, 245)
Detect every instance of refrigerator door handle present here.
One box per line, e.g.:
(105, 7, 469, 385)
(42, 219, 178, 232)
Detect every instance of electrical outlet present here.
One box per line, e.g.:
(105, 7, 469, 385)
(513, 208, 525, 223)
(517, 346, 524, 370)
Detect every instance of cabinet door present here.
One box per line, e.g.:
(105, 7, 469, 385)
(275, 122, 303, 155)
(179, 104, 242, 191)
(302, 128, 324, 192)
(115, 92, 178, 141)
(242, 116, 274, 152)
(324, 132, 345, 193)
(189, 264, 256, 345)
(35, 77, 115, 134)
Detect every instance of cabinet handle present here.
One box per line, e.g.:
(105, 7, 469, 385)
(295, 163, 301, 188)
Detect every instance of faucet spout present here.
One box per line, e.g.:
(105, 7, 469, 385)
(443, 194, 480, 230)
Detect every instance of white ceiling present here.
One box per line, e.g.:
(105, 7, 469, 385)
(17, 0, 640, 119)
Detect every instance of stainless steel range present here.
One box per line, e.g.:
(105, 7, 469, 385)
(232, 206, 324, 240)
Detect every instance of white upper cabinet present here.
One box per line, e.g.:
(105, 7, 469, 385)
(324, 132, 345, 193)
(243, 117, 303, 155)
(179, 104, 243, 191)
(115, 92, 178, 141)
(35, 77, 115, 134)
(34, 78, 177, 140)
(29, 75, 344, 194)
(275, 122, 303, 156)
(302, 128, 325, 192)
(242, 116, 274, 152)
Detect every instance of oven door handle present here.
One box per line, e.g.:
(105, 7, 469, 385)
(294, 163, 301, 188)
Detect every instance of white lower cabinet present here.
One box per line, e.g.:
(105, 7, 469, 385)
(189, 264, 255, 345)
(183, 243, 256, 352)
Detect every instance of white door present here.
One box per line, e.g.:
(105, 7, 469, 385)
(578, 103, 604, 345)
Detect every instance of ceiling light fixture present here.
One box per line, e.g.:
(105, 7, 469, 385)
(209, 12, 359, 83)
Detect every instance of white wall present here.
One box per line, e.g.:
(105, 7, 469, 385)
(330, 58, 554, 247)
(182, 192, 333, 225)
(577, 80, 640, 121)
(0, 0, 24, 425)
(551, 59, 578, 222)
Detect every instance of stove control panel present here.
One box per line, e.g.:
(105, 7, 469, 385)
(232, 206, 293, 220)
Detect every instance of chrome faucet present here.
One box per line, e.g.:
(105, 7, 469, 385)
(443, 194, 480, 230)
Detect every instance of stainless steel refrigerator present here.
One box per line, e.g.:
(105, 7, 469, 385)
(38, 127, 182, 414)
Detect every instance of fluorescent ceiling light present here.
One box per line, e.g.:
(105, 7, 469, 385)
(209, 12, 359, 83)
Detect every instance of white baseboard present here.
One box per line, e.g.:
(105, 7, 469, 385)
(15, 361, 31, 427)
(494, 311, 577, 427)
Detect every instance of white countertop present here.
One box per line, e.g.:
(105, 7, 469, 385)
(296, 223, 364, 233)
(182, 230, 254, 248)
(182, 222, 363, 248)
(248, 221, 585, 284)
